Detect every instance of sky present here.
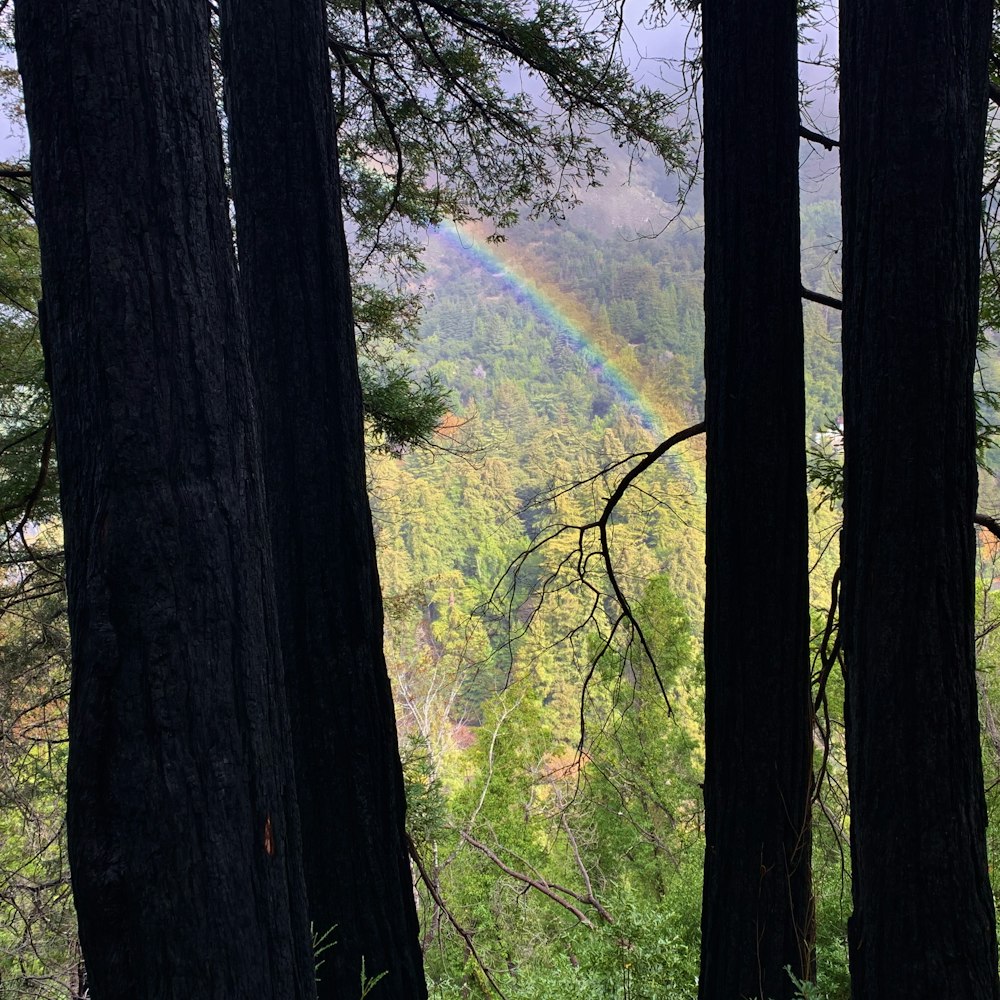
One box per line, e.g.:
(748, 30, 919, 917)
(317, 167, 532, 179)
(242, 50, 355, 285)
(0, 49, 22, 162)
(0, 113, 24, 162)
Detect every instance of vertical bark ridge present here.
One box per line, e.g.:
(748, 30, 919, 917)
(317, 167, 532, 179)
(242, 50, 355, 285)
(220, 1, 427, 997)
(700, 2, 814, 997)
(17, 1, 315, 996)
(841, 2, 999, 996)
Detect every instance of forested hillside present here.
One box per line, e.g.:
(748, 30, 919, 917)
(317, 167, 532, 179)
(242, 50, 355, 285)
(376, 151, 844, 714)
(0, 140, 855, 996)
(6, 129, 997, 999)
(367, 155, 853, 998)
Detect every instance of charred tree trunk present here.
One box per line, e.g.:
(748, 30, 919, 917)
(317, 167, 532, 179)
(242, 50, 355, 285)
(699, 3, 813, 998)
(220, 2, 426, 997)
(840, 2, 999, 996)
(16, 2, 315, 996)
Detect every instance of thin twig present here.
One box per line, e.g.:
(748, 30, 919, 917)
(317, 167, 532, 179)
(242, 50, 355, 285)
(407, 834, 508, 999)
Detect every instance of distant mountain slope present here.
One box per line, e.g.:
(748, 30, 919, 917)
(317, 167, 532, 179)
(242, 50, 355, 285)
(374, 151, 842, 719)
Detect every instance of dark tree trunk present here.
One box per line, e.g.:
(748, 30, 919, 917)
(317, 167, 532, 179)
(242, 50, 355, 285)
(220, 2, 426, 998)
(699, 3, 813, 998)
(16, 2, 315, 996)
(840, 2, 999, 996)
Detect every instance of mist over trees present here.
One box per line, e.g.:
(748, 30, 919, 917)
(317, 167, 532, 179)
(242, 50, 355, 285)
(3, 1, 1000, 999)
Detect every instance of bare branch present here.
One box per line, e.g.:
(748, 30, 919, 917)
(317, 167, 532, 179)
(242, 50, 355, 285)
(459, 830, 596, 928)
(975, 512, 1000, 541)
(557, 804, 614, 924)
(799, 125, 839, 150)
(1, 419, 54, 546)
(407, 834, 508, 999)
(801, 285, 842, 310)
(591, 420, 705, 712)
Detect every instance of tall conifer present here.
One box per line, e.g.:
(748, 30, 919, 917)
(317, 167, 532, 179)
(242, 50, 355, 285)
(221, 1, 426, 996)
(840, 2, 1000, 994)
(700, 3, 813, 996)
(16, 1, 315, 994)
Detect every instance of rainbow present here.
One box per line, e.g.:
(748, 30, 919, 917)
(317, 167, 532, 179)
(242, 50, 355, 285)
(433, 223, 679, 435)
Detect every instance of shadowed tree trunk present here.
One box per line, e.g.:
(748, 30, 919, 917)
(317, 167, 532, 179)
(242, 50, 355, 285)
(16, 1, 315, 996)
(699, 2, 813, 997)
(840, 2, 1000, 996)
(220, 1, 426, 997)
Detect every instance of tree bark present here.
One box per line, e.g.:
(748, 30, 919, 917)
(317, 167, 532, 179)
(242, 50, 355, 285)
(840, 2, 1000, 997)
(16, 2, 315, 996)
(220, 1, 427, 997)
(699, 3, 813, 998)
